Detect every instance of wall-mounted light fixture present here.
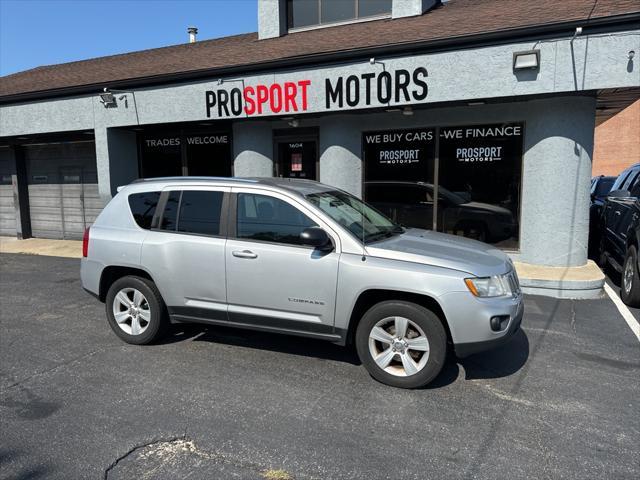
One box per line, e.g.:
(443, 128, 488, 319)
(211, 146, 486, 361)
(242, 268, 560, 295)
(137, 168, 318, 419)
(99, 88, 116, 107)
(513, 49, 540, 70)
(402, 106, 413, 116)
(288, 119, 299, 127)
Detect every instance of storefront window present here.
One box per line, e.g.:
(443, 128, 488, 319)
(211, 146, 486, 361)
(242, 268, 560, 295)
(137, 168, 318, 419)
(363, 128, 436, 229)
(138, 129, 232, 178)
(437, 123, 523, 248)
(363, 123, 523, 250)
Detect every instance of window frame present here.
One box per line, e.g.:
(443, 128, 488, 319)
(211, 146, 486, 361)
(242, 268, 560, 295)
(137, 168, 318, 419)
(152, 185, 231, 239)
(286, 0, 391, 33)
(228, 187, 340, 251)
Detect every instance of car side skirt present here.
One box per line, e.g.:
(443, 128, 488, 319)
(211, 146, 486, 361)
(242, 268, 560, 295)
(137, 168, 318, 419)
(168, 306, 347, 344)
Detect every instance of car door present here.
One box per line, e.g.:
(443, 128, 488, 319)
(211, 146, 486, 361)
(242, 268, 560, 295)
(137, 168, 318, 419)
(225, 188, 340, 337)
(140, 185, 230, 320)
(608, 171, 640, 263)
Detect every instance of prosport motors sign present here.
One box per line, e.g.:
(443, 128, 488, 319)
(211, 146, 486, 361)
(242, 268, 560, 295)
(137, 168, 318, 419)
(205, 67, 428, 118)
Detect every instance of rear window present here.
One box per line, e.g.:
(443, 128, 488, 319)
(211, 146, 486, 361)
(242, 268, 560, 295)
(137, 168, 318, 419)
(128, 191, 160, 229)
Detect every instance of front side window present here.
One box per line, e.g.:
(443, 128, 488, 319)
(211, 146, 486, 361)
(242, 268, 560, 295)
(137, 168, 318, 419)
(237, 193, 316, 245)
(287, 0, 391, 29)
(128, 191, 161, 229)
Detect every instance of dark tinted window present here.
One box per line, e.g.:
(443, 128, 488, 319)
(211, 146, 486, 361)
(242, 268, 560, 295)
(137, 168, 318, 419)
(287, 0, 390, 29)
(128, 192, 161, 229)
(358, 0, 392, 17)
(177, 191, 224, 236)
(237, 193, 316, 245)
(321, 0, 355, 23)
(161, 191, 181, 230)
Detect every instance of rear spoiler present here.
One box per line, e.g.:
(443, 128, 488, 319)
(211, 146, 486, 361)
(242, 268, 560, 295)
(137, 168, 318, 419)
(117, 185, 125, 193)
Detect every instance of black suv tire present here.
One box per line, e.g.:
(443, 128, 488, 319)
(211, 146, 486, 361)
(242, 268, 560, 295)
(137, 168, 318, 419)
(355, 301, 447, 389)
(620, 246, 640, 307)
(105, 276, 168, 345)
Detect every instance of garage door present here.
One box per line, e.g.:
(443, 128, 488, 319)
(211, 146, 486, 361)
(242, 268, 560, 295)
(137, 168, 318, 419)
(0, 147, 17, 237)
(25, 142, 103, 239)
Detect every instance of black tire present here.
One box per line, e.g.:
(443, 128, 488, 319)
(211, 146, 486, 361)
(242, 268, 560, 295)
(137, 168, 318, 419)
(105, 275, 168, 345)
(620, 246, 640, 307)
(598, 236, 609, 268)
(355, 301, 447, 389)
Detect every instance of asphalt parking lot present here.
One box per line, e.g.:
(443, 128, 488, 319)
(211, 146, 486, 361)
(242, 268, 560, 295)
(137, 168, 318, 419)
(1, 253, 639, 480)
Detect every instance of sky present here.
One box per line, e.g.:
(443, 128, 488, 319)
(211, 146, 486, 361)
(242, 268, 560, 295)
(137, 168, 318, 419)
(0, 0, 258, 76)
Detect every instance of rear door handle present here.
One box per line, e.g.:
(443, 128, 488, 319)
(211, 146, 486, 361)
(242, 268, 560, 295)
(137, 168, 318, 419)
(232, 250, 258, 259)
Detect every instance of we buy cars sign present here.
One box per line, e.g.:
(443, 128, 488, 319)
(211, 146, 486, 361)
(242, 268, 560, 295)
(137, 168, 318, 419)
(204, 66, 429, 119)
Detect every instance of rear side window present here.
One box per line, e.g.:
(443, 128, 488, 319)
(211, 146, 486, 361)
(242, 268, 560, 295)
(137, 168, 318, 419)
(128, 191, 160, 229)
(177, 191, 224, 236)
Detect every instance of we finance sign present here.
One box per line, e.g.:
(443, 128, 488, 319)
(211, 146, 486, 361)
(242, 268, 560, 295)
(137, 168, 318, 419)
(205, 67, 428, 118)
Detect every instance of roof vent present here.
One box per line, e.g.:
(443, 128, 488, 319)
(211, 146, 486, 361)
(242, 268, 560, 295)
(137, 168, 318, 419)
(187, 26, 198, 43)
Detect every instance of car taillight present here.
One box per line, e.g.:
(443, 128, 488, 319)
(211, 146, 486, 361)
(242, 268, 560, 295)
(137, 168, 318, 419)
(82, 227, 90, 257)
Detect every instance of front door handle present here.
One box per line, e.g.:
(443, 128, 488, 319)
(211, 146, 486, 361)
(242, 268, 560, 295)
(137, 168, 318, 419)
(232, 250, 258, 259)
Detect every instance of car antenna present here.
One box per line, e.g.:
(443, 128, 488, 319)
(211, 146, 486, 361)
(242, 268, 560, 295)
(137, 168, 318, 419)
(361, 197, 366, 262)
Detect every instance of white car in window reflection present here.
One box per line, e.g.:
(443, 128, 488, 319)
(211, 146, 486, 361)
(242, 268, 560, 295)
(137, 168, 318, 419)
(365, 181, 517, 243)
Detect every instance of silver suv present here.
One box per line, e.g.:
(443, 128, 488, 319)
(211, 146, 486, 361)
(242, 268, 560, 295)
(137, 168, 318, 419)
(81, 177, 523, 388)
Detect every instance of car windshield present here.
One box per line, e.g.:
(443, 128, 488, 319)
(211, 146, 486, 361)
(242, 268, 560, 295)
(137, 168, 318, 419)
(305, 190, 402, 244)
(592, 177, 616, 196)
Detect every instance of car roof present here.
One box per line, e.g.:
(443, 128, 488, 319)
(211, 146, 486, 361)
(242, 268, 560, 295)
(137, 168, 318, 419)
(127, 176, 336, 196)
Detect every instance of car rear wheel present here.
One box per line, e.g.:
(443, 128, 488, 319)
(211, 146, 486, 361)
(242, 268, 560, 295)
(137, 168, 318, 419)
(620, 246, 640, 307)
(355, 301, 447, 389)
(105, 276, 168, 345)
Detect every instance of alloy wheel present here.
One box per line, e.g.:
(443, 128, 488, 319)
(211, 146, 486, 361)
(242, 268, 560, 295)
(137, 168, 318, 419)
(112, 287, 151, 335)
(368, 316, 430, 377)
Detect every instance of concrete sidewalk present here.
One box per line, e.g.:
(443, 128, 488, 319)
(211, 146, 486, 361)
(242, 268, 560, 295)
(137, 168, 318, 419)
(0, 236, 82, 259)
(0, 236, 605, 298)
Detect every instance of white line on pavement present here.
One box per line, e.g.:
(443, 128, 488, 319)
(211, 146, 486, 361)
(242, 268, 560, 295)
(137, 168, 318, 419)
(603, 282, 640, 342)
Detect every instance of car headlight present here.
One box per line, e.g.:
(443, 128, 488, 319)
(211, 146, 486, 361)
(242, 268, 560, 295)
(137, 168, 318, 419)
(465, 274, 514, 298)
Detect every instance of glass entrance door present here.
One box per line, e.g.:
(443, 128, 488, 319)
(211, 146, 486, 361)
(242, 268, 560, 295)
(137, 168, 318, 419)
(276, 137, 317, 180)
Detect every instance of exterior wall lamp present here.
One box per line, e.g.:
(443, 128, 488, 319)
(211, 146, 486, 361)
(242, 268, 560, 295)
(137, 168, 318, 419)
(99, 89, 116, 107)
(513, 50, 540, 70)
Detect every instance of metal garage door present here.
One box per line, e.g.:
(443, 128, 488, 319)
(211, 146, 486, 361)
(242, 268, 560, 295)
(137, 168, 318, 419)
(25, 142, 103, 239)
(0, 147, 17, 237)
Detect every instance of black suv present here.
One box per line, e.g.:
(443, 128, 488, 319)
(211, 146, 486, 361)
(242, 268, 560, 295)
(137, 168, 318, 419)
(599, 163, 640, 306)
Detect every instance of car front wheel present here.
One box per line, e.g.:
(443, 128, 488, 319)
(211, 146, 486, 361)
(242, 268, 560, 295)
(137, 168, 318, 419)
(105, 276, 168, 345)
(620, 246, 640, 307)
(355, 301, 447, 389)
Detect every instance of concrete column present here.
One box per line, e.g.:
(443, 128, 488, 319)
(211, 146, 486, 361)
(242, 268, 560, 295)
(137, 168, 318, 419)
(258, 0, 287, 40)
(519, 96, 596, 267)
(95, 127, 139, 202)
(319, 117, 362, 198)
(233, 121, 274, 177)
(392, 0, 437, 19)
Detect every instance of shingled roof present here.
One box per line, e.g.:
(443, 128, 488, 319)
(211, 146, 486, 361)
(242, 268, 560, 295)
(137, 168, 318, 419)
(1, 0, 639, 101)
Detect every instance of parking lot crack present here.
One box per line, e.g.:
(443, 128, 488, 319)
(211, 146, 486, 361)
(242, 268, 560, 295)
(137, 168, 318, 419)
(103, 434, 189, 480)
(1, 345, 121, 393)
(570, 300, 577, 335)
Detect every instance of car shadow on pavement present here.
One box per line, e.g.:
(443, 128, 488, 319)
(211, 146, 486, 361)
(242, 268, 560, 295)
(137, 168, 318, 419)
(457, 329, 530, 380)
(160, 323, 362, 365)
(159, 323, 530, 387)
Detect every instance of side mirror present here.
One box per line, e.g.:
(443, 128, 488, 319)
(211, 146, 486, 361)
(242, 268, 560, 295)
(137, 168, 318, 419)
(607, 189, 631, 199)
(300, 227, 333, 251)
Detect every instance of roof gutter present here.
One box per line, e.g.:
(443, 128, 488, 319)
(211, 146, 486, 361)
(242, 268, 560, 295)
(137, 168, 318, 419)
(1, 11, 639, 105)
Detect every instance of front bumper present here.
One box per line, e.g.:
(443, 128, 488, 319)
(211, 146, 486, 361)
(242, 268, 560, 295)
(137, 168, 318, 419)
(453, 297, 524, 358)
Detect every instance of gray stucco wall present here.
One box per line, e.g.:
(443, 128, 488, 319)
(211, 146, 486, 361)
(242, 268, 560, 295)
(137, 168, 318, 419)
(232, 121, 274, 177)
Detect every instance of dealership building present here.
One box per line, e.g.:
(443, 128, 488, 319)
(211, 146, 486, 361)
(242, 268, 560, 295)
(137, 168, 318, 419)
(1, 0, 639, 296)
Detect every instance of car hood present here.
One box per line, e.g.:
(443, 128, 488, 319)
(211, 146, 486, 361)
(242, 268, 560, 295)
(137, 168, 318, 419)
(365, 228, 511, 277)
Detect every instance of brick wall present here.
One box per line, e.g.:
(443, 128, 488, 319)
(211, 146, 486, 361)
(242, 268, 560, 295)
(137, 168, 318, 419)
(592, 100, 640, 176)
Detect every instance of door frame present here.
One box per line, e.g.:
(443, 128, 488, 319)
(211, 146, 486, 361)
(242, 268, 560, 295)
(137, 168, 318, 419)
(272, 128, 319, 180)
